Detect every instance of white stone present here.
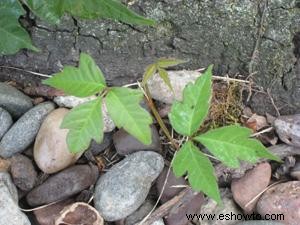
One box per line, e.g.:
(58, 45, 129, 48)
(147, 70, 201, 104)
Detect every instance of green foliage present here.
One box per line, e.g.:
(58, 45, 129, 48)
(194, 125, 280, 168)
(24, 0, 156, 25)
(106, 87, 153, 145)
(44, 53, 152, 153)
(169, 65, 212, 136)
(43, 53, 106, 97)
(142, 58, 187, 90)
(173, 141, 221, 203)
(61, 97, 103, 153)
(1, 0, 155, 55)
(0, 0, 38, 55)
(169, 65, 280, 203)
(43, 53, 280, 204)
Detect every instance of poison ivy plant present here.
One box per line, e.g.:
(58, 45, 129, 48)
(43, 53, 106, 97)
(167, 65, 281, 203)
(62, 97, 104, 153)
(0, 0, 155, 55)
(43, 53, 152, 153)
(43, 53, 280, 204)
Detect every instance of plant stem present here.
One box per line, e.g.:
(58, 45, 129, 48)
(143, 84, 179, 150)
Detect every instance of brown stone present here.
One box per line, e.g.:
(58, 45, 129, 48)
(231, 162, 271, 213)
(256, 181, 300, 225)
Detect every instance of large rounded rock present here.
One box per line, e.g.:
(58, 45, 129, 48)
(231, 162, 271, 213)
(0, 172, 31, 225)
(0, 82, 33, 118)
(256, 181, 300, 225)
(0, 102, 55, 158)
(94, 151, 164, 221)
(34, 108, 83, 174)
(26, 164, 99, 206)
(0, 107, 13, 139)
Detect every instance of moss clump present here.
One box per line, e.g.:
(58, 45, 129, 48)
(201, 81, 243, 131)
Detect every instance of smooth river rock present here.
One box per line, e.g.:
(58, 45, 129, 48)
(34, 108, 83, 174)
(113, 125, 162, 155)
(10, 154, 37, 191)
(26, 164, 98, 206)
(256, 181, 300, 225)
(0, 107, 13, 139)
(0, 82, 33, 118)
(94, 151, 164, 221)
(0, 172, 31, 225)
(231, 162, 272, 213)
(0, 102, 55, 158)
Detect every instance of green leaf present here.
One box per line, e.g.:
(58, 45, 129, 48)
(43, 53, 106, 97)
(0, 0, 38, 55)
(24, 0, 156, 26)
(173, 141, 221, 203)
(168, 65, 213, 136)
(158, 68, 173, 91)
(194, 125, 281, 168)
(24, 0, 62, 24)
(142, 64, 157, 86)
(61, 97, 103, 153)
(157, 58, 187, 68)
(105, 87, 152, 144)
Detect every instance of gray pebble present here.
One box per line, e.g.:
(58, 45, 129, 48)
(94, 151, 164, 221)
(0, 82, 33, 118)
(0, 107, 13, 139)
(0, 102, 55, 158)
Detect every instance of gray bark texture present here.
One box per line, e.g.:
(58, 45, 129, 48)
(0, 0, 299, 115)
